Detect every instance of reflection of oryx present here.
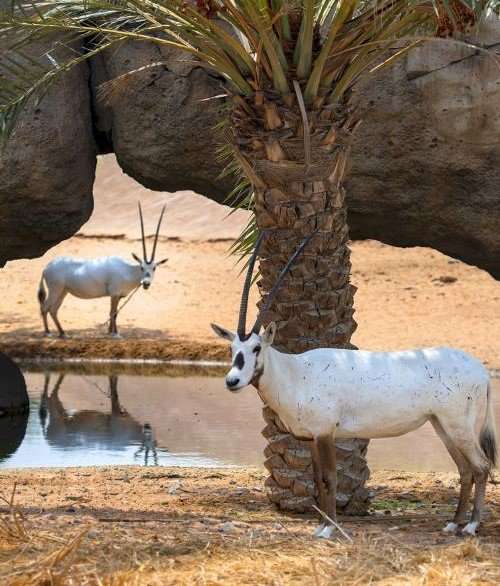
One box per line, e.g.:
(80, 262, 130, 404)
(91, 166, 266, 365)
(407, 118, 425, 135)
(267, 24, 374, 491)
(212, 233, 497, 538)
(37, 204, 168, 337)
(134, 423, 158, 466)
(39, 373, 144, 451)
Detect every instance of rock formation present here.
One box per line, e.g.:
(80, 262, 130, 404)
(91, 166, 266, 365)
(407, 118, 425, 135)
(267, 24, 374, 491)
(1, 24, 498, 278)
(0, 43, 96, 266)
(0, 351, 28, 415)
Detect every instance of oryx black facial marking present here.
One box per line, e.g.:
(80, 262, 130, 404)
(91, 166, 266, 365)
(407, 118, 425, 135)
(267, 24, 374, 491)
(234, 351, 245, 370)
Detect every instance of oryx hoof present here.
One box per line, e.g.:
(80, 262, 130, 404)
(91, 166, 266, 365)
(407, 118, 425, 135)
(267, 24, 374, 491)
(442, 522, 459, 534)
(43, 332, 54, 338)
(461, 522, 479, 537)
(58, 333, 68, 340)
(313, 523, 335, 540)
(110, 333, 122, 340)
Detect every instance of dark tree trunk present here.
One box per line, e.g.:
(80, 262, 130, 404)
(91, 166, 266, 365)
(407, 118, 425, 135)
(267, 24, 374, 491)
(231, 91, 371, 513)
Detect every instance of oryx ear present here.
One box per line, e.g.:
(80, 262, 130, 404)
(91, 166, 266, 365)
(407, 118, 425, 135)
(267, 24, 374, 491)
(132, 253, 142, 264)
(156, 257, 168, 266)
(210, 323, 235, 342)
(262, 322, 277, 346)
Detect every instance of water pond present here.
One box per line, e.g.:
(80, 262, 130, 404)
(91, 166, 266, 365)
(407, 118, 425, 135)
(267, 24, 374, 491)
(1, 363, 499, 472)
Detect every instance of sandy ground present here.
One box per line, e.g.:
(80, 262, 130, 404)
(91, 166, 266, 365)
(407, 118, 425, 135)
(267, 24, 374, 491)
(1, 158, 499, 584)
(0, 467, 499, 584)
(0, 236, 498, 366)
(0, 154, 498, 365)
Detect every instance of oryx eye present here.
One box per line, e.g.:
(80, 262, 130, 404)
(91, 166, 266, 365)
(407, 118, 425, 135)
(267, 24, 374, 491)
(253, 345, 261, 354)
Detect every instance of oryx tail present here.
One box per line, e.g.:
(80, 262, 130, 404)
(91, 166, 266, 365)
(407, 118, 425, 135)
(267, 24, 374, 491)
(37, 274, 47, 307)
(480, 381, 497, 469)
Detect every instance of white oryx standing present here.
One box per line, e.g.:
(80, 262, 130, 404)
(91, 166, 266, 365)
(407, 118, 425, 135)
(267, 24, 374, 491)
(212, 233, 497, 538)
(38, 203, 168, 338)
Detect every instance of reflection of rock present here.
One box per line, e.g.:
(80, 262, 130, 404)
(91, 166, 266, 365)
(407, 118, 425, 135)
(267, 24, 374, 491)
(0, 24, 499, 278)
(0, 352, 29, 414)
(0, 413, 29, 463)
(0, 41, 95, 266)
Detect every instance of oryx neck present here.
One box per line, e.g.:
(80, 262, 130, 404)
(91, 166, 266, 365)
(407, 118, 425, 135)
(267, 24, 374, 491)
(256, 346, 292, 407)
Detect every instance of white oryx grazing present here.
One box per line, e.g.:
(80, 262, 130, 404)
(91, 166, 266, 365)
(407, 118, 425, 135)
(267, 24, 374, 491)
(37, 203, 168, 338)
(212, 232, 497, 538)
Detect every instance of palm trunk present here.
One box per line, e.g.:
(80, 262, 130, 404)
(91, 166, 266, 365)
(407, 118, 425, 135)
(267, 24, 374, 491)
(231, 91, 370, 514)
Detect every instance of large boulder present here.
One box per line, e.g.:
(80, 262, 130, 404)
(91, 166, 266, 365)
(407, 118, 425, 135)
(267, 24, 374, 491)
(91, 41, 232, 201)
(0, 24, 498, 279)
(0, 351, 28, 415)
(0, 42, 96, 267)
(347, 22, 500, 279)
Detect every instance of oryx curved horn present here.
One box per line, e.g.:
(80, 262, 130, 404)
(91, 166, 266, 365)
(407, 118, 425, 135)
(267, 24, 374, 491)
(238, 231, 265, 338)
(138, 202, 148, 261)
(150, 205, 166, 262)
(252, 231, 317, 334)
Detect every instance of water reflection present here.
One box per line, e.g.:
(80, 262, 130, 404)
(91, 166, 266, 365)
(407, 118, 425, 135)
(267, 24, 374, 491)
(134, 423, 158, 466)
(0, 365, 499, 472)
(40, 373, 144, 451)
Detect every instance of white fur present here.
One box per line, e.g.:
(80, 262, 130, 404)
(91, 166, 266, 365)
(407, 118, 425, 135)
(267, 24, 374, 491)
(220, 327, 489, 443)
(38, 255, 166, 336)
(42, 256, 154, 299)
(255, 345, 489, 441)
(213, 322, 494, 537)
(462, 521, 479, 536)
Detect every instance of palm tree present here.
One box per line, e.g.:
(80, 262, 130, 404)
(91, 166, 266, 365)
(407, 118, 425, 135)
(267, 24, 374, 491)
(1, 0, 496, 514)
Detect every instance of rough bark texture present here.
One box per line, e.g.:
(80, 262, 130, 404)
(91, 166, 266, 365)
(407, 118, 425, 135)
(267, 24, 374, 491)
(232, 93, 370, 513)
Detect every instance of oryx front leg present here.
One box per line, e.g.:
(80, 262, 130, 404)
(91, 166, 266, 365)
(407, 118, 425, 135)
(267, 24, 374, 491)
(109, 296, 121, 338)
(312, 435, 338, 539)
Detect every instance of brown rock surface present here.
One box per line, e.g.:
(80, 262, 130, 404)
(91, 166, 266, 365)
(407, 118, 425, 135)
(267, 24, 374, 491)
(0, 42, 96, 266)
(91, 41, 231, 201)
(0, 25, 499, 277)
(347, 21, 500, 279)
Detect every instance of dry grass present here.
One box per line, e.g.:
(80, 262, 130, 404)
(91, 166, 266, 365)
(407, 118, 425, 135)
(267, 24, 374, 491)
(0, 468, 499, 585)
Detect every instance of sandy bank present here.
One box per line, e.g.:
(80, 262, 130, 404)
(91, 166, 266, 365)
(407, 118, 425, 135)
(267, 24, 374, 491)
(1, 237, 499, 367)
(0, 467, 499, 584)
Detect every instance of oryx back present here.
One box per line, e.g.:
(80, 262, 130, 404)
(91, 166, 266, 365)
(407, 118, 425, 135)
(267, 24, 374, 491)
(262, 346, 489, 440)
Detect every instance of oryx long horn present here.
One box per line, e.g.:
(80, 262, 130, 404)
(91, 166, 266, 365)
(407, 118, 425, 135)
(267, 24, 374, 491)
(252, 231, 317, 334)
(138, 202, 148, 261)
(150, 205, 166, 262)
(238, 231, 265, 338)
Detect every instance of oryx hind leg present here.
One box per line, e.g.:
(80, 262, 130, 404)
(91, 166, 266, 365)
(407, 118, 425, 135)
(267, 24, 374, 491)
(41, 310, 50, 336)
(48, 291, 67, 338)
(431, 416, 473, 533)
(434, 416, 490, 536)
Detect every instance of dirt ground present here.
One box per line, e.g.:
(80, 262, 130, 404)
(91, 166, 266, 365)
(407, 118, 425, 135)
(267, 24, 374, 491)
(0, 154, 498, 366)
(0, 236, 498, 367)
(0, 467, 499, 585)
